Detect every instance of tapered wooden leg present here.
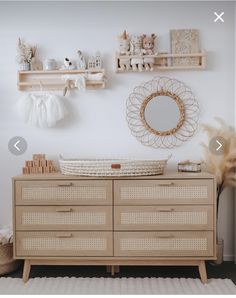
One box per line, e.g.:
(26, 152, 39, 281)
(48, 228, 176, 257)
(23, 260, 31, 283)
(198, 260, 207, 284)
(106, 265, 119, 275)
(114, 265, 120, 273)
(111, 266, 115, 276)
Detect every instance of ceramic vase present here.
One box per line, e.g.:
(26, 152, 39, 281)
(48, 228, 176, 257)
(19, 62, 30, 71)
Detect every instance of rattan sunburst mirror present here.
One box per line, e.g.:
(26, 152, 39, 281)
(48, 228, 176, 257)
(126, 76, 199, 148)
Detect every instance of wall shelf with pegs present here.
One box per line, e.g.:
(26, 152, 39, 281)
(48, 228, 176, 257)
(115, 51, 206, 73)
(17, 69, 106, 92)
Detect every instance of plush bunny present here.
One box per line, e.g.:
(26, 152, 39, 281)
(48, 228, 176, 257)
(142, 34, 157, 71)
(130, 35, 143, 72)
(118, 30, 131, 71)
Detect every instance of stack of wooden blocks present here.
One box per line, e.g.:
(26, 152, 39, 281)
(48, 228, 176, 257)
(22, 154, 56, 174)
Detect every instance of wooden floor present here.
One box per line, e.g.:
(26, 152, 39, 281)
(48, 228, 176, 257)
(5, 261, 236, 284)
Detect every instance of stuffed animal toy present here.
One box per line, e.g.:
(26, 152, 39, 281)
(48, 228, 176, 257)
(130, 35, 143, 72)
(77, 50, 86, 69)
(63, 58, 75, 70)
(118, 30, 131, 71)
(142, 34, 157, 71)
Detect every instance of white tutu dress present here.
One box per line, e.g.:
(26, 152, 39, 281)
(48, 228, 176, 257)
(17, 92, 67, 128)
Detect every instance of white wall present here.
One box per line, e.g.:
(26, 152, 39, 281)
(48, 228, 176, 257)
(0, 1, 235, 259)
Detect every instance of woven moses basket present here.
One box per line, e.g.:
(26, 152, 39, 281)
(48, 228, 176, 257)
(0, 243, 20, 275)
(59, 156, 169, 176)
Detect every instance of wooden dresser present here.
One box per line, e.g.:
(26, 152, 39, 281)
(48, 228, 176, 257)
(12, 172, 216, 283)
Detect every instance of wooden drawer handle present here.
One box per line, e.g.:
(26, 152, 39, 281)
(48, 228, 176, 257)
(156, 234, 174, 239)
(158, 182, 174, 186)
(56, 233, 72, 238)
(56, 207, 72, 212)
(156, 208, 174, 212)
(57, 182, 73, 187)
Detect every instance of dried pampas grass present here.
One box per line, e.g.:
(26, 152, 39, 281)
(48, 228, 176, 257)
(201, 117, 236, 218)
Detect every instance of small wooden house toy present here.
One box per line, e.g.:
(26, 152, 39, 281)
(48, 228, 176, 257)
(88, 52, 102, 69)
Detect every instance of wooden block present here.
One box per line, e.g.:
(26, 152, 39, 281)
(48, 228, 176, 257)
(33, 154, 45, 161)
(40, 160, 47, 167)
(25, 161, 33, 167)
(47, 160, 53, 166)
(33, 160, 40, 167)
(44, 166, 50, 173)
(22, 167, 29, 174)
(30, 167, 39, 174)
(51, 166, 56, 172)
(38, 167, 43, 174)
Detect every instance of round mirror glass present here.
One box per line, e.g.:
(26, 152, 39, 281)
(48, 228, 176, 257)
(144, 95, 181, 132)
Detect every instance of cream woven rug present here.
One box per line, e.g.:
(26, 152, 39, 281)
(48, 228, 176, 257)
(0, 277, 236, 294)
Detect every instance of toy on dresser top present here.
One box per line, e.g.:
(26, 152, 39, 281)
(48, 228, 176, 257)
(117, 30, 157, 72)
(22, 154, 57, 174)
(178, 160, 201, 173)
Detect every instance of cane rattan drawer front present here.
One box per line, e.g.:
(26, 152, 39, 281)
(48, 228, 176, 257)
(114, 205, 213, 231)
(15, 180, 112, 205)
(16, 231, 113, 257)
(114, 180, 213, 205)
(16, 206, 112, 231)
(114, 231, 214, 257)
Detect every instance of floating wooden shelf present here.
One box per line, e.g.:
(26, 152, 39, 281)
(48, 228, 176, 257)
(17, 69, 106, 91)
(116, 51, 206, 72)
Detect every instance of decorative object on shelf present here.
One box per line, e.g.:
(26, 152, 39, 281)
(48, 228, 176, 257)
(126, 76, 199, 149)
(116, 30, 206, 72)
(130, 35, 143, 71)
(178, 160, 201, 172)
(16, 38, 33, 71)
(88, 52, 102, 69)
(77, 50, 86, 69)
(30, 46, 43, 71)
(201, 117, 236, 264)
(59, 155, 170, 176)
(142, 34, 157, 71)
(118, 30, 131, 71)
(0, 225, 20, 276)
(17, 88, 67, 128)
(171, 29, 200, 66)
(62, 71, 106, 95)
(17, 69, 106, 92)
(22, 154, 56, 174)
(62, 57, 76, 70)
(44, 58, 58, 70)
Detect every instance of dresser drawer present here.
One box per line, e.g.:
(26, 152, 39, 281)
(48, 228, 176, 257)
(15, 180, 112, 205)
(16, 206, 112, 231)
(114, 205, 213, 230)
(16, 231, 113, 257)
(114, 231, 214, 257)
(114, 180, 213, 205)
